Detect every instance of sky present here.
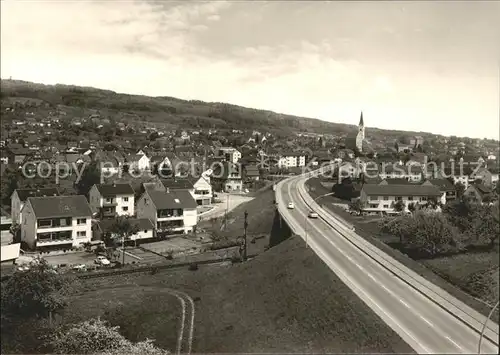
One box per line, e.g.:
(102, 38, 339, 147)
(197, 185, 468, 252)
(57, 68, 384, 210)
(1, 0, 499, 139)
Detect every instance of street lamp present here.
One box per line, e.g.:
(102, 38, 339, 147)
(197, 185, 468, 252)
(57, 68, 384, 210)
(304, 191, 335, 248)
(478, 300, 499, 354)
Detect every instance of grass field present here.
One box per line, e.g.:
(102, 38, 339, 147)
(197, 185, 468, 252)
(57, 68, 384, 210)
(305, 178, 499, 321)
(69, 236, 413, 353)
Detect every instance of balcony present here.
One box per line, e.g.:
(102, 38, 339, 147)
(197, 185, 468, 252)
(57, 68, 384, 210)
(101, 207, 116, 218)
(36, 231, 73, 245)
(157, 220, 184, 232)
(37, 218, 72, 230)
(103, 198, 118, 206)
(157, 209, 183, 219)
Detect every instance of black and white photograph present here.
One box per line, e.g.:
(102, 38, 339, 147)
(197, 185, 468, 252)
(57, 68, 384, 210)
(0, 0, 499, 354)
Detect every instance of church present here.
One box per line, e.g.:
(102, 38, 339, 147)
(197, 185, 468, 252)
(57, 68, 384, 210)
(346, 111, 374, 156)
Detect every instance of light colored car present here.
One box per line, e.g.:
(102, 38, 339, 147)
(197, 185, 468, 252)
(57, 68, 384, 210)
(287, 202, 295, 209)
(308, 211, 319, 219)
(72, 264, 87, 271)
(94, 255, 111, 266)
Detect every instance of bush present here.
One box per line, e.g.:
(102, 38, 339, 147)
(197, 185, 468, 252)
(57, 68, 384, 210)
(210, 239, 240, 250)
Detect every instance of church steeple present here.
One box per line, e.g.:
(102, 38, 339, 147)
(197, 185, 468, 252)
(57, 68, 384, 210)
(359, 111, 364, 127)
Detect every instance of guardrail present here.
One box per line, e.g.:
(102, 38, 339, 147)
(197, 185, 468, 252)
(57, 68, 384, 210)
(295, 174, 499, 344)
(275, 166, 499, 346)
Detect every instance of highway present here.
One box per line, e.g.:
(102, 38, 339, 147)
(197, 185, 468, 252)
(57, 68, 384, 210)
(276, 173, 499, 354)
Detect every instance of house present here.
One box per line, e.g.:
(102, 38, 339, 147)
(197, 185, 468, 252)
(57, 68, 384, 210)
(409, 136, 424, 147)
(243, 164, 260, 181)
(88, 183, 135, 217)
(21, 195, 93, 250)
(94, 151, 125, 175)
(359, 180, 442, 213)
(279, 152, 306, 168)
(379, 164, 423, 182)
(150, 155, 170, 173)
(469, 166, 493, 187)
(216, 147, 241, 164)
(464, 183, 495, 204)
(11, 188, 61, 225)
(8, 147, 31, 164)
(211, 161, 243, 192)
(162, 175, 213, 205)
(136, 189, 198, 235)
(439, 165, 474, 189)
(126, 153, 150, 171)
(94, 218, 155, 243)
(428, 179, 457, 203)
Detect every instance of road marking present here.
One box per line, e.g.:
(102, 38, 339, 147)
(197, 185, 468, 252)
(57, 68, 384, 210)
(445, 336, 466, 353)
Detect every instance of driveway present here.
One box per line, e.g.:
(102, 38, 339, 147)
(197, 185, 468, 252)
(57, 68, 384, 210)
(199, 193, 253, 219)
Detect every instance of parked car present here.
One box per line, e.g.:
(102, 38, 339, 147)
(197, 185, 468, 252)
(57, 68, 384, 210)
(308, 211, 319, 219)
(287, 202, 295, 209)
(72, 264, 87, 272)
(94, 255, 111, 266)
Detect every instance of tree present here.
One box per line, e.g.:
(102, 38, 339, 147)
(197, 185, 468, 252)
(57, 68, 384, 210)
(455, 182, 466, 197)
(348, 199, 365, 213)
(1, 258, 76, 322)
(393, 200, 405, 212)
(75, 161, 100, 197)
(49, 318, 169, 354)
(108, 216, 140, 262)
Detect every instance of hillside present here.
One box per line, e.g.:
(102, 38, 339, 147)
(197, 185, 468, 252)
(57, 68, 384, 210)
(1, 79, 437, 139)
(74, 236, 414, 353)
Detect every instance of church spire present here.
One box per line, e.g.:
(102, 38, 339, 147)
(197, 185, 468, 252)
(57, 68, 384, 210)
(359, 111, 364, 126)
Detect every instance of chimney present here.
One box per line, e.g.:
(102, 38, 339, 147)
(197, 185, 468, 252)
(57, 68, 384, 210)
(166, 187, 170, 193)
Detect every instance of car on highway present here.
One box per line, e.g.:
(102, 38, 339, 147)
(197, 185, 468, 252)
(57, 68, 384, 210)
(94, 255, 111, 266)
(308, 211, 319, 219)
(287, 202, 295, 209)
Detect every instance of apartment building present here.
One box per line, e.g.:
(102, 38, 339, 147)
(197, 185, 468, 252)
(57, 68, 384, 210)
(217, 147, 241, 164)
(278, 152, 306, 168)
(359, 180, 442, 213)
(88, 183, 135, 217)
(11, 188, 60, 225)
(136, 189, 198, 236)
(211, 161, 243, 192)
(21, 195, 92, 250)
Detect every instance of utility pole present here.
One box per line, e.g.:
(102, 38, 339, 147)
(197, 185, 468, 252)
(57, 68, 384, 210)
(122, 235, 125, 265)
(243, 210, 248, 261)
(225, 191, 230, 231)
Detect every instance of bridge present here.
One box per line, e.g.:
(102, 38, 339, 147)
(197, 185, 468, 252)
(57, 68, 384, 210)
(274, 166, 499, 354)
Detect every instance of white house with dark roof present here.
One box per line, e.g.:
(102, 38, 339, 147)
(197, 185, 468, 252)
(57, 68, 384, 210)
(11, 188, 60, 225)
(161, 176, 212, 205)
(136, 189, 198, 235)
(21, 195, 93, 250)
(126, 153, 150, 171)
(89, 183, 135, 217)
(359, 180, 442, 213)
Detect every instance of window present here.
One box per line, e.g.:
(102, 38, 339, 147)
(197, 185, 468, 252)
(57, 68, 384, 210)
(60, 218, 68, 226)
(408, 196, 414, 201)
(421, 196, 427, 201)
(122, 206, 129, 212)
(383, 204, 389, 209)
(144, 230, 147, 233)
(395, 196, 402, 201)
(77, 231, 86, 238)
(38, 219, 52, 228)
(369, 204, 378, 208)
(123, 197, 129, 202)
(106, 198, 112, 203)
(383, 196, 389, 201)
(77, 218, 86, 225)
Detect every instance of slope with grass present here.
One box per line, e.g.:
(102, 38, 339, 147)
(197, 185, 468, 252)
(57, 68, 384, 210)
(74, 235, 414, 353)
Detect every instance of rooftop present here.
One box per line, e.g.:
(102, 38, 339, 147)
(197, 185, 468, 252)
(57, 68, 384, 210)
(27, 195, 93, 219)
(14, 187, 60, 202)
(95, 183, 135, 197)
(361, 183, 441, 197)
(146, 190, 197, 210)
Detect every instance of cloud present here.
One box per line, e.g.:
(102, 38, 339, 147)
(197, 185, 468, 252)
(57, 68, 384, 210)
(0, 1, 498, 139)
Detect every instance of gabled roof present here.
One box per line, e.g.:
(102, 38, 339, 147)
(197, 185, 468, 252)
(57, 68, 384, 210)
(146, 190, 197, 210)
(428, 178, 455, 192)
(14, 188, 60, 202)
(95, 183, 135, 197)
(361, 183, 441, 197)
(126, 154, 148, 163)
(161, 178, 194, 190)
(28, 195, 92, 218)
